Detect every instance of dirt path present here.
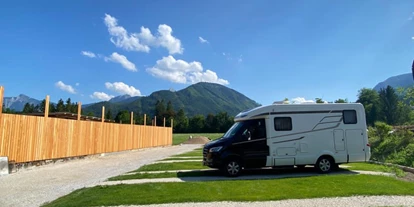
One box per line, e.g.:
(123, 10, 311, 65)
(0, 144, 203, 207)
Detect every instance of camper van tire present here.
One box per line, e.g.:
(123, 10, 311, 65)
(222, 158, 242, 177)
(315, 156, 335, 173)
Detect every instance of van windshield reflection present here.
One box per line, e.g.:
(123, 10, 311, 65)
(222, 122, 243, 139)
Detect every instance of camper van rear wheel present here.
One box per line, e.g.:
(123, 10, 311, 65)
(315, 156, 334, 174)
(223, 159, 242, 177)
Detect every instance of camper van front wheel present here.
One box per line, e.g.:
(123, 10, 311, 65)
(223, 159, 242, 177)
(315, 156, 334, 173)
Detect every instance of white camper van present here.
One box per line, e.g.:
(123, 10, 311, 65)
(203, 103, 371, 177)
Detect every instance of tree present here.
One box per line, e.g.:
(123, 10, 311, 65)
(378, 86, 400, 125)
(56, 99, 65, 112)
(315, 98, 324, 103)
(105, 109, 113, 120)
(204, 113, 216, 132)
(37, 99, 46, 113)
(22, 103, 34, 113)
(356, 88, 380, 126)
(189, 114, 205, 133)
(65, 98, 72, 112)
(49, 103, 56, 113)
(174, 108, 189, 133)
(154, 100, 166, 126)
(115, 110, 130, 124)
(165, 101, 176, 126)
(334, 98, 348, 103)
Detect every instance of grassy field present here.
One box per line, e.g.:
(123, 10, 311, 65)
(43, 174, 414, 207)
(109, 161, 406, 181)
(42, 146, 414, 207)
(173, 133, 223, 145)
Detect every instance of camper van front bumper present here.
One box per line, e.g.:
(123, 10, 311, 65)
(202, 151, 222, 168)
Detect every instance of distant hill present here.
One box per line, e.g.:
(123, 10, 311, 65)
(3, 94, 41, 111)
(82, 82, 261, 117)
(374, 73, 414, 91)
(109, 95, 141, 103)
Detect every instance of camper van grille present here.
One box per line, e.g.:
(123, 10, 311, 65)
(203, 147, 208, 157)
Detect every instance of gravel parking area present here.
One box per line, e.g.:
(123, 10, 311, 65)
(0, 144, 203, 207)
(113, 195, 414, 207)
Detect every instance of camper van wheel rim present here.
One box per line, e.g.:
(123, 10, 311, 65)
(227, 161, 240, 175)
(319, 159, 331, 172)
(317, 157, 333, 173)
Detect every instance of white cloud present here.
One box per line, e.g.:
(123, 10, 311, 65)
(290, 97, 315, 104)
(238, 55, 243, 62)
(222, 52, 226, 56)
(105, 82, 142, 96)
(411, 36, 414, 40)
(104, 14, 183, 54)
(104, 52, 137, 72)
(90, 92, 114, 101)
(55, 81, 76, 94)
(75, 83, 80, 86)
(104, 14, 150, 53)
(81, 51, 96, 58)
(146, 55, 229, 85)
(199, 36, 209, 44)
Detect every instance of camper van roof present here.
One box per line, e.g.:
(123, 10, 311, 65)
(234, 103, 363, 121)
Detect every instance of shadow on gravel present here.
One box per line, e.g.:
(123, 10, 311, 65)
(175, 166, 357, 182)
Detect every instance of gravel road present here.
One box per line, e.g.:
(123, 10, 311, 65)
(113, 196, 414, 207)
(0, 144, 203, 207)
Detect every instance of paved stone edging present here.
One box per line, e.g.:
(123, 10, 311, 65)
(369, 160, 414, 174)
(152, 160, 202, 164)
(124, 169, 213, 175)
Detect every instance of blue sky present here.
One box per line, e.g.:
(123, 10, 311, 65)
(1, 0, 414, 106)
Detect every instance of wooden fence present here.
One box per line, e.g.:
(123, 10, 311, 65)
(0, 86, 173, 163)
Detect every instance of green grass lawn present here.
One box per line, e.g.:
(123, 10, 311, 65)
(108, 170, 220, 181)
(173, 133, 223, 145)
(342, 162, 406, 177)
(162, 157, 202, 161)
(171, 148, 203, 157)
(42, 174, 414, 207)
(131, 161, 209, 172)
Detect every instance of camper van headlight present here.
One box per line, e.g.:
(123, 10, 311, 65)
(209, 146, 223, 152)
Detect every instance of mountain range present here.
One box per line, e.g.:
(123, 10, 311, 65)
(3, 94, 41, 111)
(5, 72, 413, 116)
(373, 73, 414, 91)
(81, 82, 261, 117)
(2, 82, 261, 117)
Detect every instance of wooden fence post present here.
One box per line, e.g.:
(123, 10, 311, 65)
(144, 114, 146, 126)
(101, 106, 105, 123)
(171, 119, 173, 128)
(163, 117, 166, 127)
(0, 86, 4, 117)
(44, 95, 50, 118)
(130, 112, 134, 125)
(77, 102, 82, 121)
(43, 95, 50, 160)
(154, 116, 157, 126)
(0, 86, 4, 150)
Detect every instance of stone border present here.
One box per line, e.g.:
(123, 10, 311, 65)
(368, 160, 414, 174)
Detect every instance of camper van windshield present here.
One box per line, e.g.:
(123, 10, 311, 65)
(222, 122, 243, 139)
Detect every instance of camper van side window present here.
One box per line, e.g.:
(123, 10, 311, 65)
(343, 110, 357, 124)
(274, 117, 292, 131)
